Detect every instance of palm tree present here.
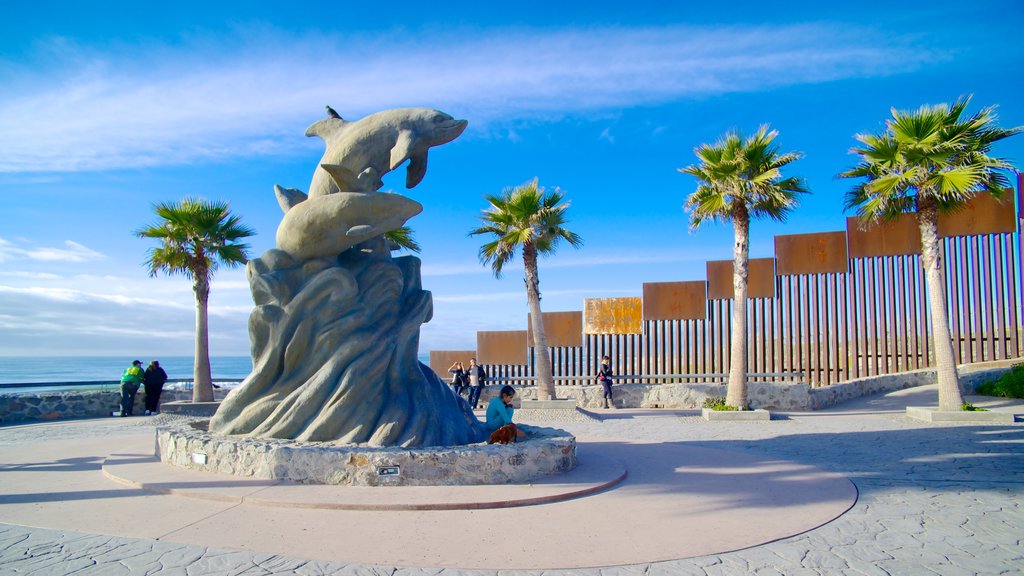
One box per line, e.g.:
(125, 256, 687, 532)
(840, 96, 1021, 411)
(385, 226, 421, 253)
(679, 126, 807, 409)
(136, 198, 255, 403)
(470, 179, 583, 401)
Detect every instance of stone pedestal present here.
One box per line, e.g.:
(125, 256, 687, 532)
(519, 399, 577, 410)
(701, 408, 771, 422)
(906, 406, 1015, 424)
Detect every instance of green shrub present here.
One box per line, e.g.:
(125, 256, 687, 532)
(961, 402, 988, 412)
(703, 397, 739, 411)
(977, 364, 1024, 399)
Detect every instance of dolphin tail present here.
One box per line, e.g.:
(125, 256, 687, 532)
(274, 184, 308, 214)
(320, 163, 361, 192)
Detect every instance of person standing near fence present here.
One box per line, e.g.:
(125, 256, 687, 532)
(448, 360, 467, 397)
(466, 357, 487, 409)
(119, 360, 144, 417)
(143, 360, 168, 415)
(597, 355, 615, 409)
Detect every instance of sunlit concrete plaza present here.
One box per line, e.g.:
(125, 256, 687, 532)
(0, 385, 1021, 575)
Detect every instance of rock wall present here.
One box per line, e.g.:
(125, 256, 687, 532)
(158, 419, 575, 486)
(0, 388, 229, 424)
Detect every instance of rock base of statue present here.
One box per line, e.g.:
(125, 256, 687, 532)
(158, 419, 577, 486)
(209, 239, 487, 447)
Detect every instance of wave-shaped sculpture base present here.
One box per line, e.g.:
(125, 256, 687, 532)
(209, 241, 487, 447)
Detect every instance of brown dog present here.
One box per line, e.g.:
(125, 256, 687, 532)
(488, 423, 518, 445)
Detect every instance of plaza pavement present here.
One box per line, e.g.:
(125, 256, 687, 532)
(0, 384, 1021, 575)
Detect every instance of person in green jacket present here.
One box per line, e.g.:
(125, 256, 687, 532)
(485, 385, 526, 441)
(119, 360, 144, 417)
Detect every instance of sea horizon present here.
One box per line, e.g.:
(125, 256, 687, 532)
(0, 354, 434, 384)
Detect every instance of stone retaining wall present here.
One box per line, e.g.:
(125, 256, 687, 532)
(157, 420, 576, 486)
(0, 388, 230, 424)
(807, 360, 1018, 410)
(3, 358, 1017, 423)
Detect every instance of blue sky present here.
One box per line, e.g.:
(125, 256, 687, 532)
(1, 1, 1022, 358)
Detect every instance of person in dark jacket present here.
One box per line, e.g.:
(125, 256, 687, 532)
(466, 357, 488, 409)
(597, 355, 615, 409)
(143, 360, 168, 415)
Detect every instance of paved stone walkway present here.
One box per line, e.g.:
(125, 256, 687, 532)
(0, 385, 1022, 575)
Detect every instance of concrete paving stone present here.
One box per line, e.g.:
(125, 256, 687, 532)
(645, 561, 709, 576)
(836, 564, 891, 576)
(295, 560, 393, 576)
(874, 559, 944, 575)
(919, 563, 977, 576)
(830, 544, 894, 565)
(729, 548, 791, 572)
(750, 567, 785, 576)
(799, 550, 849, 571)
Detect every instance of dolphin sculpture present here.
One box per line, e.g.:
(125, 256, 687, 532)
(276, 191, 423, 261)
(275, 163, 423, 260)
(304, 107, 468, 197)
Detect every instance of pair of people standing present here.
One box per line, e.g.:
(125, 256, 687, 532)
(447, 358, 487, 409)
(119, 360, 167, 416)
(597, 355, 615, 409)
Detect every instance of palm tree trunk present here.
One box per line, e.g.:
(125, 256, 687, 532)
(917, 201, 963, 411)
(726, 208, 750, 409)
(193, 274, 214, 403)
(523, 243, 555, 401)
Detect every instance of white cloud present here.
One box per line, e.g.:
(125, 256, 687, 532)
(0, 23, 942, 173)
(0, 237, 106, 263)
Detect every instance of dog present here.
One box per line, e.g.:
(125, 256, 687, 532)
(488, 423, 518, 445)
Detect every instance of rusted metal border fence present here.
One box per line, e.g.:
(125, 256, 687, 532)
(430, 194, 1023, 388)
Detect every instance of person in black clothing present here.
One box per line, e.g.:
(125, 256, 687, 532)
(143, 360, 168, 415)
(466, 357, 488, 409)
(597, 355, 615, 409)
(448, 360, 467, 397)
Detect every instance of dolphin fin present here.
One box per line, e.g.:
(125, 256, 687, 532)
(390, 129, 415, 171)
(406, 151, 428, 188)
(320, 163, 361, 191)
(346, 224, 376, 237)
(274, 184, 308, 214)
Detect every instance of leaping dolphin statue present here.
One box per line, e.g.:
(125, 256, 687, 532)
(304, 107, 468, 197)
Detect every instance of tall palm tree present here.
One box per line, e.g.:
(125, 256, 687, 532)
(840, 96, 1021, 411)
(470, 179, 583, 401)
(679, 126, 807, 409)
(136, 198, 255, 403)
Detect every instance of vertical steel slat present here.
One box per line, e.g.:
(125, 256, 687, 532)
(866, 259, 878, 375)
(970, 235, 983, 363)
(891, 256, 904, 372)
(805, 274, 816, 385)
(958, 235, 971, 363)
(834, 272, 845, 384)
(906, 255, 921, 369)
(856, 258, 869, 378)
(1008, 234, 1021, 357)
(819, 273, 827, 383)
(995, 236, 1007, 360)
(786, 276, 794, 375)
(945, 239, 961, 364)
(881, 257, 893, 374)
(982, 235, 996, 361)
(849, 259, 861, 379)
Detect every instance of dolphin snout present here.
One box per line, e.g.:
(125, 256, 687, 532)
(442, 118, 468, 141)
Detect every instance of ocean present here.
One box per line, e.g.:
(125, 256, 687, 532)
(0, 354, 434, 385)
